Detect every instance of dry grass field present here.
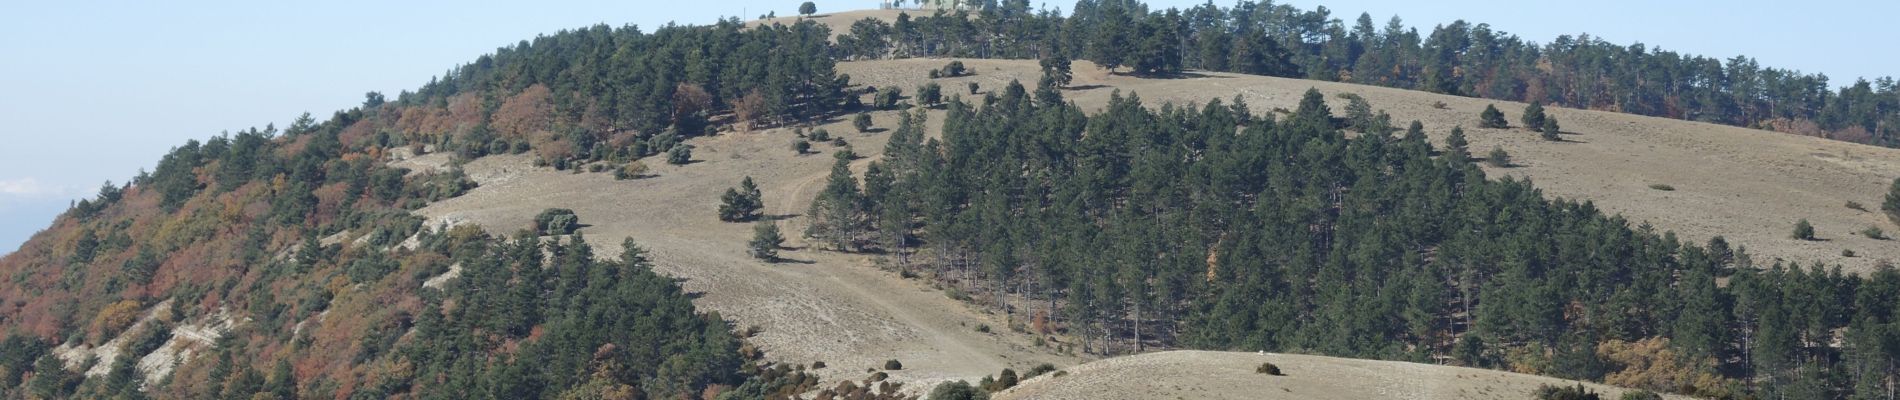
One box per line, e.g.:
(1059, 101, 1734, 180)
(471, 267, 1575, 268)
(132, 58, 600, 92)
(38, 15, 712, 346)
(995, 350, 1685, 400)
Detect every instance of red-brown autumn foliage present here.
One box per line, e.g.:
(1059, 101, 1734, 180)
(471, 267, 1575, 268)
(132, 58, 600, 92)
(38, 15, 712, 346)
(493, 84, 556, 139)
(732, 90, 768, 131)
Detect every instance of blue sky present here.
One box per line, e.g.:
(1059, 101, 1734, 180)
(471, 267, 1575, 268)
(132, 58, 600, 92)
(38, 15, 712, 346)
(1, 0, 1894, 255)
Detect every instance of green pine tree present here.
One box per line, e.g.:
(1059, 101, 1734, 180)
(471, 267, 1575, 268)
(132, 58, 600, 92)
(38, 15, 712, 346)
(1522, 102, 1547, 130)
(1479, 104, 1509, 129)
(750, 222, 784, 261)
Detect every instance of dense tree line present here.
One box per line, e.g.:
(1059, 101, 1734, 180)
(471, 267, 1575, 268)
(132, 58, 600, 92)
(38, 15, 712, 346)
(397, 18, 853, 169)
(825, 80, 1900, 397)
(835, 0, 1900, 147)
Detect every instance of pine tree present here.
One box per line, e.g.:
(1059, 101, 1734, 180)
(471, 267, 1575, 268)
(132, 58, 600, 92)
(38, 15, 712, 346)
(1541, 117, 1561, 141)
(1040, 55, 1073, 88)
(750, 222, 784, 261)
(806, 157, 865, 251)
(1479, 104, 1509, 128)
(1522, 102, 1547, 130)
(854, 113, 873, 132)
(1444, 126, 1471, 161)
(718, 177, 764, 222)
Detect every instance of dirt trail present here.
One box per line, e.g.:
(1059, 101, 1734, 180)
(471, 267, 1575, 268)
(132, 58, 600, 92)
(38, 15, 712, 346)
(415, 110, 1079, 392)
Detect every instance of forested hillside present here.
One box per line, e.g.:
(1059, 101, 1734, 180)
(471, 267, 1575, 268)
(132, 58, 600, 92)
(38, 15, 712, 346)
(828, 0, 1900, 146)
(0, 18, 860, 399)
(812, 78, 1900, 398)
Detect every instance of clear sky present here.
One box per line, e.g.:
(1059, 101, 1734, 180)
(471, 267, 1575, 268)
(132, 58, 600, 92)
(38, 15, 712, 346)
(2, 0, 1894, 255)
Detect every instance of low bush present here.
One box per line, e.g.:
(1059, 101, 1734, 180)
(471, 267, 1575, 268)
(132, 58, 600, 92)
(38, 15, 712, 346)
(1255, 362, 1282, 376)
(533, 208, 579, 235)
(1648, 184, 1675, 191)
(884, 359, 903, 370)
(1533, 383, 1601, 400)
(1793, 219, 1816, 241)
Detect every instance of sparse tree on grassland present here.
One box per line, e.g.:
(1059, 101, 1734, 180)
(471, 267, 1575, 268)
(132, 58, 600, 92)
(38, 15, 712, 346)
(806, 157, 867, 251)
(1480, 104, 1509, 129)
(917, 83, 943, 106)
(854, 113, 873, 132)
(1541, 117, 1561, 141)
(719, 177, 764, 222)
(799, 2, 816, 16)
(750, 222, 784, 261)
(1522, 102, 1547, 131)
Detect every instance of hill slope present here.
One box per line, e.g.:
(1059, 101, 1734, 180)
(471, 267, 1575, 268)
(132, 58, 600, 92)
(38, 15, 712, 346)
(840, 57, 1900, 273)
(997, 350, 1681, 400)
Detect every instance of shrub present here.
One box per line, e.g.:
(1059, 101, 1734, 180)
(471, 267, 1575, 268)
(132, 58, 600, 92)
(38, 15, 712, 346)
(1864, 226, 1889, 240)
(614, 161, 649, 180)
(792, 140, 811, 155)
(941, 60, 968, 77)
(1846, 201, 1866, 211)
(853, 113, 873, 132)
(1619, 390, 1662, 400)
(927, 380, 987, 400)
(875, 87, 904, 110)
(811, 361, 826, 369)
(1844, 249, 1857, 257)
(917, 83, 943, 106)
(884, 359, 903, 370)
(975, 324, 991, 333)
(1023, 363, 1058, 379)
(968, 82, 981, 95)
(1255, 362, 1283, 376)
(1793, 219, 1816, 241)
(928, 69, 942, 79)
(996, 368, 1018, 390)
(533, 208, 579, 235)
(1533, 383, 1601, 400)
(809, 128, 831, 142)
(831, 137, 850, 147)
(1648, 184, 1674, 191)
(665, 144, 693, 165)
(1479, 104, 1509, 128)
(1431, 100, 1449, 109)
(1487, 146, 1512, 168)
